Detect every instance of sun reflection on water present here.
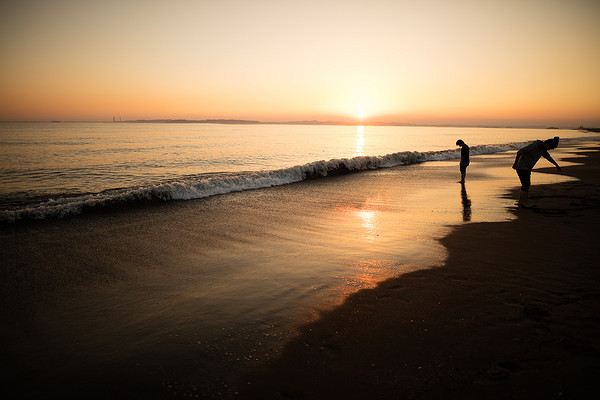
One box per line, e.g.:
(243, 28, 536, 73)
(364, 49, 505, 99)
(335, 195, 384, 243)
(355, 125, 365, 156)
(354, 208, 377, 242)
(331, 258, 407, 304)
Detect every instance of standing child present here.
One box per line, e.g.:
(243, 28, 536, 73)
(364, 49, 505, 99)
(456, 139, 469, 183)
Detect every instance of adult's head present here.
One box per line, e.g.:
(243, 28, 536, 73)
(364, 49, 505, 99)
(544, 136, 560, 150)
(456, 139, 465, 146)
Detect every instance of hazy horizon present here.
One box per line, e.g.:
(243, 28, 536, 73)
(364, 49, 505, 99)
(1, 0, 599, 127)
(0, 118, 593, 130)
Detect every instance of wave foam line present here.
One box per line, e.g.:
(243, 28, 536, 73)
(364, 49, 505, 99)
(0, 142, 529, 223)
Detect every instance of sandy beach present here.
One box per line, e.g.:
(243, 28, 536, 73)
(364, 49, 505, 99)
(240, 142, 600, 399)
(2, 139, 599, 399)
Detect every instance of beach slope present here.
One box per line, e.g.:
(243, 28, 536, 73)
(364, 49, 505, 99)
(240, 146, 600, 399)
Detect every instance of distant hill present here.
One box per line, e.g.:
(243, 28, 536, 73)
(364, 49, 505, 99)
(121, 119, 595, 130)
(129, 119, 261, 124)
(578, 126, 600, 133)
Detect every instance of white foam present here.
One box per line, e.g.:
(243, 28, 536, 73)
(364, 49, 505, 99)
(0, 141, 535, 223)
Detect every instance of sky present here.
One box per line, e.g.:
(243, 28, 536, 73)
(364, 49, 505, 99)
(1, 0, 599, 126)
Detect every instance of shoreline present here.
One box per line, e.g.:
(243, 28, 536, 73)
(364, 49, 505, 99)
(2, 140, 598, 399)
(239, 144, 600, 399)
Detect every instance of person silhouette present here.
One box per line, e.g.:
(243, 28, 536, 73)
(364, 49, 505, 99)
(456, 139, 469, 183)
(512, 136, 561, 208)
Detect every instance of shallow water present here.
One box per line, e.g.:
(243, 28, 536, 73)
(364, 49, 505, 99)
(0, 122, 590, 216)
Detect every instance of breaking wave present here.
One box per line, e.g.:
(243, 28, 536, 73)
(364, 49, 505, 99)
(0, 142, 529, 223)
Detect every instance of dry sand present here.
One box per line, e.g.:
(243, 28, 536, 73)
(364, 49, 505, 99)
(239, 145, 600, 399)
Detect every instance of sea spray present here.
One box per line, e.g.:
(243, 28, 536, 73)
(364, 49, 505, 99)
(0, 141, 535, 223)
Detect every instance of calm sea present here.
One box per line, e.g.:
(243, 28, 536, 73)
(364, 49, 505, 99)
(0, 122, 590, 222)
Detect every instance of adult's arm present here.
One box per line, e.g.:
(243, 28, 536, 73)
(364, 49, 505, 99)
(543, 152, 561, 171)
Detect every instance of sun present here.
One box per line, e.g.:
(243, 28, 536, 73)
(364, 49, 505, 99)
(358, 109, 366, 121)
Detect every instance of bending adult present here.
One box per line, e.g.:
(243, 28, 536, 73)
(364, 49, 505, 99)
(512, 136, 561, 207)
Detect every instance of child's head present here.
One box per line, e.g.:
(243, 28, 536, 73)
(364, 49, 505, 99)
(456, 139, 465, 146)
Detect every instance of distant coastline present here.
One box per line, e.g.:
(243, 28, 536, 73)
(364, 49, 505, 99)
(129, 119, 262, 125)
(123, 119, 598, 131)
(127, 118, 363, 126)
(578, 126, 600, 133)
(2, 119, 598, 131)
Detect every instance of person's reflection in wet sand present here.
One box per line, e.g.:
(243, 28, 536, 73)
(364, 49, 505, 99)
(461, 182, 472, 221)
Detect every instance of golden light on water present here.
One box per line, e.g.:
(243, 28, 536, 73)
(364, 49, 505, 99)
(333, 258, 400, 304)
(355, 208, 378, 242)
(336, 195, 384, 244)
(355, 125, 365, 156)
(353, 195, 385, 243)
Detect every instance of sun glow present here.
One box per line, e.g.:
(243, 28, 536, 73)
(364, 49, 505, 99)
(358, 109, 366, 121)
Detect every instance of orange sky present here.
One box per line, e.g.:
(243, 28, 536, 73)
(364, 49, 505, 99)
(1, 0, 599, 126)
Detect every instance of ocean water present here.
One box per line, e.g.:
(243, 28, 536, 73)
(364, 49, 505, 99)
(0, 122, 590, 222)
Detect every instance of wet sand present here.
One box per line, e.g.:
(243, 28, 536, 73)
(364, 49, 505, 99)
(1, 139, 598, 399)
(240, 143, 600, 399)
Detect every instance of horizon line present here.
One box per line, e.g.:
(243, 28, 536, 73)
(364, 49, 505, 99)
(1, 118, 595, 130)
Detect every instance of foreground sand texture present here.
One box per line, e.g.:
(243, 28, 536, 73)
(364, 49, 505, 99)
(240, 147, 600, 399)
